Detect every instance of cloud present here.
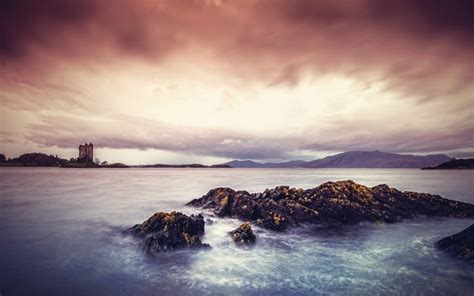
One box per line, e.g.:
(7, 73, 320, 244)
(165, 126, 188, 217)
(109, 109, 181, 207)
(302, 125, 474, 155)
(21, 109, 473, 161)
(23, 113, 297, 160)
(2, 1, 473, 80)
(1, 0, 473, 161)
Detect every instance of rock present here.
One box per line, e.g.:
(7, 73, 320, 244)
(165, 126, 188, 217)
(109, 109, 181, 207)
(129, 211, 209, 253)
(436, 224, 474, 261)
(187, 180, 474, 232)
(230, 222, 256, 244)
(206, 218, 214, 225)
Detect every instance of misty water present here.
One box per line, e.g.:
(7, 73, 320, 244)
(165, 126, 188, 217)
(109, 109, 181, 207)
(0, 168, 473, 295)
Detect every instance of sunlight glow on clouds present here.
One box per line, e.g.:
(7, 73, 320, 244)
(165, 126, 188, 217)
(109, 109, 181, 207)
(1, 0, 473, 163)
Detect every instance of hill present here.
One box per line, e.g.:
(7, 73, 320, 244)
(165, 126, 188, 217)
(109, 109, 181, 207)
(223, 151, 450, 168)
(302, 151, 450, 168)
(422, 158, 474, 170)
(0, 153, 68, 167)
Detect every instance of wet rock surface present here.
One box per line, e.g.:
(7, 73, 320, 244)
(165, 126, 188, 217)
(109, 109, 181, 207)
(436, 224, 474, 261)
(129, 211, 209, 253)
(186, 180, 474, 231)
(230, 222, 256, 244)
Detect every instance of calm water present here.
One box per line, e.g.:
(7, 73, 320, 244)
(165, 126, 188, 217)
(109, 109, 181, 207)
(0, 168, 473, 296)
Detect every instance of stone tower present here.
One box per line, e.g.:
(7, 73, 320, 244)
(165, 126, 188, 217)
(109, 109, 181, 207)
(78, 143, 94, 163)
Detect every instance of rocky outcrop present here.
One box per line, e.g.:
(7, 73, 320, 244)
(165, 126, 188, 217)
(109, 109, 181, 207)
(230, 222, 256, 244)
(129, 211, 209, 253)
(186, 180, 474, 232)
(436, 224, 474, 261)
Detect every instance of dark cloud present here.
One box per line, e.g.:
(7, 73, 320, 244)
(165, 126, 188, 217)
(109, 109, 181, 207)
(2, 1, 473, 97)
(368, 0, 474, 40)
(2, 0, 473, 61)
(0, 0, 97, 57)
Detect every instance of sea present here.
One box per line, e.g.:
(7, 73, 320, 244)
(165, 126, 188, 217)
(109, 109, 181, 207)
(0, 168, 473, 295)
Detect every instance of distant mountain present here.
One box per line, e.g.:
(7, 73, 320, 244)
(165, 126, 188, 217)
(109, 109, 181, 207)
(224, 151, 451, 169)
(302, 151, 450, 168)
(223, 160, 306, 168)
(422, 158, 474, 170)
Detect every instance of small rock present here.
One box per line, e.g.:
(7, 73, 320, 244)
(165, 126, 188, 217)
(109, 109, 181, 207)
(436, 224, 474, 261)
(129, 211, 209, 254)
(230, 222, 256, 244)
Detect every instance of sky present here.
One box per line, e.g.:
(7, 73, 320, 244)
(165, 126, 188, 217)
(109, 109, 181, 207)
(1, 0, 473, 164)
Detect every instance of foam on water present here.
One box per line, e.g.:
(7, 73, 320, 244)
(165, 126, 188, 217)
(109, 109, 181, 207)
(0, 168, 473, 295)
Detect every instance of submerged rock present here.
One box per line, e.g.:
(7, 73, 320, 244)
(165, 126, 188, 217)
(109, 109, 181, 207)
(436, 224, 474, 261)
(230, 222, 256, 244)
(129, 211, 209, 253)
(186, 180, 474, 231)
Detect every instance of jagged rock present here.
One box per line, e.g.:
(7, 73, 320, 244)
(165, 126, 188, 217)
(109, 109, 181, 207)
(436, 224, 474, 261)
(230, 222, 256, 244)
(129, 211, 209, 253)
(187, 180, 474, 232)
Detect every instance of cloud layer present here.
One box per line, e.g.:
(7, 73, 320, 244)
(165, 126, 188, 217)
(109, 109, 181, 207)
(1, 0, 473, 162)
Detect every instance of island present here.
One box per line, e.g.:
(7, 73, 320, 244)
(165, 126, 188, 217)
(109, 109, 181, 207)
(422, 158, 474, 170)
(137, 163, 230, 168)
(0, 143, 229, 169)
(61, 161, 130, 168)
(61, 143, 130, 168)
(0, 153, 68, 167)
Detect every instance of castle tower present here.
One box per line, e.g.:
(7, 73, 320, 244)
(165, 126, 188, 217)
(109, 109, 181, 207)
(78, 143, 94, 163)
